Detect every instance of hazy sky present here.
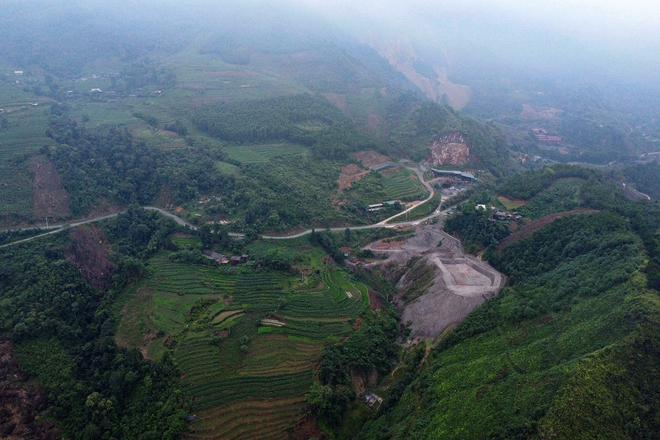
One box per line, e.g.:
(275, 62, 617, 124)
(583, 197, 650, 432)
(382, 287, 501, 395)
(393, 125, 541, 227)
(285, 0, 660, 83)
(4, 0, 658, 84)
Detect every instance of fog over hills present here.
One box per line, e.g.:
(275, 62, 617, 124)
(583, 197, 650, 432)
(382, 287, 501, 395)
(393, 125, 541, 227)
(3, 0, 658, 86)
(2, 2, 660, 440)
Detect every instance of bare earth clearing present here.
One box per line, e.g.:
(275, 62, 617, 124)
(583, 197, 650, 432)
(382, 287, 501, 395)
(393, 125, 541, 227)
(364, 222, 503, 338)
(29, 157, 70, 219)
(338, 163, 369, 190)
(65, 225, 115, 290)
(351, 150, 392, 168)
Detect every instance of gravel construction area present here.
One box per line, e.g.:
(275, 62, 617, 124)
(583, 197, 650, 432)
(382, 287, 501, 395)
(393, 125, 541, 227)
(364, 221, 504, 338)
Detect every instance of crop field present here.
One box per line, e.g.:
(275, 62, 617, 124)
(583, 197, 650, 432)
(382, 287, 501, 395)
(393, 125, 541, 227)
(118, 246, 370, 439)
(216, 161, 240, 177)
(148, 253, 237, 295)
(161, 49, 305, 102)
(497, 196, 527, 210)
(67, 101, 137, 128)
(266, 316, 353, 340)
(223, 143, 309, 163)
(381, 169, 428, 201)
(188, 370, 313, 411)
(171, 236, 201, 246)
(284, 288, 364, 319)
(0, 161, 33, 223)
(186, 395, 306, 440)
(0, 110, 54, 161)
(238, 335, 321, 376)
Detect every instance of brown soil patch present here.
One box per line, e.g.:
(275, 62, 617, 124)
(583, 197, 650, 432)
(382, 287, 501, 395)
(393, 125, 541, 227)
(426, 132, 470, 167)
(497, 208, 598, 250)
(29, 157, 70, 219)
(368, 113, 381, 129)
(66, 225, 115, 290)
(291, 415, 327, 440)
(338, 163, 369, 190)
(0, 337, 61, 440)
(368, 289, 386, 311)
(352, 150, 392, 168)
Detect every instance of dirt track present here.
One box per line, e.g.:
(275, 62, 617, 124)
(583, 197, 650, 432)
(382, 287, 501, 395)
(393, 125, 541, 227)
(497, 208, 598, 251)
(364, 222, 503, 338)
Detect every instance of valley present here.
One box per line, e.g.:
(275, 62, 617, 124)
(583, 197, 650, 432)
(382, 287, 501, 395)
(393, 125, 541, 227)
(1, 3, 660, 440)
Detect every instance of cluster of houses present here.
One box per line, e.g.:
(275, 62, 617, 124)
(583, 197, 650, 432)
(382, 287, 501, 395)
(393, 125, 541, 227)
(475, 205, 523, 221)
(532, 128, 562, 144)
(366, 200, 398, 212)
(363, 390, 383, 412)
(203, 250, 248, 266)
(431, 168, 477, 182)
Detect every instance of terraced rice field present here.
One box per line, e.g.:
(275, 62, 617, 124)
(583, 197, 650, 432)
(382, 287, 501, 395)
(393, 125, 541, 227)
(148, 253, 237, 295)
(0, 161, 33, 222)
(123, 250, 370, 439)
(381, 170, 428, 201)
(186, 395, 306, 440)
(189, 370, 313, 410)
(0, 111, 54, 160)
(238, 335, 321, 376)
(223, 143, 308, 163)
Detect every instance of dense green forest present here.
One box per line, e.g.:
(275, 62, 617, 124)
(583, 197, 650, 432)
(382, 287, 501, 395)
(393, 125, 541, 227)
(192, 94, 377, 160)
(0, 207, 186, 439)
(621, 161, 660, 199)
(46, 107, 234, 216)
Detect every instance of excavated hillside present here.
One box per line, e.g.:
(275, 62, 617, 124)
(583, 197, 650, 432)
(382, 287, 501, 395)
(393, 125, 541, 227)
(426, 132, 471, 166)
(363, 222, 503, 338)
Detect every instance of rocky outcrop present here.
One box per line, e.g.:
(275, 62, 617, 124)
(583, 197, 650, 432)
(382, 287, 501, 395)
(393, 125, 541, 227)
(426, 132, 470, 166)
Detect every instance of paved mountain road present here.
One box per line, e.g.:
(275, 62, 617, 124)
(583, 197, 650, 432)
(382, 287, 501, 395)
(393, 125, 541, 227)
(0, 168, 450, 248)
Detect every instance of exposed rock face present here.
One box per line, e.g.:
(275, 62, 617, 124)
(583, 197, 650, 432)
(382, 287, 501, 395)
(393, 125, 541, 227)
(426, 132, 470, 167)
(368, 37, 472, 110)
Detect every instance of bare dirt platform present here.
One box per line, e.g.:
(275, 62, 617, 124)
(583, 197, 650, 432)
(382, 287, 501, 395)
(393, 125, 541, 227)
(364, 222, 503, 338)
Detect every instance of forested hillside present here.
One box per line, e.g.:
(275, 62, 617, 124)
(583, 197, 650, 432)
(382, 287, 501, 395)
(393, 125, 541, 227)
(4, 3, 660, 439)
(384, 93, 511, 176)
(0, 207, 186, 439)
(360, 169, 660, 439)
(621, 162, 660, 199)
(191, 94, 377, 160)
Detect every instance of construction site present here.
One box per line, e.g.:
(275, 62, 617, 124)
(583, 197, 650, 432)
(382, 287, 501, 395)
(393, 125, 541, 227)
(363, 221, 504, 339)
